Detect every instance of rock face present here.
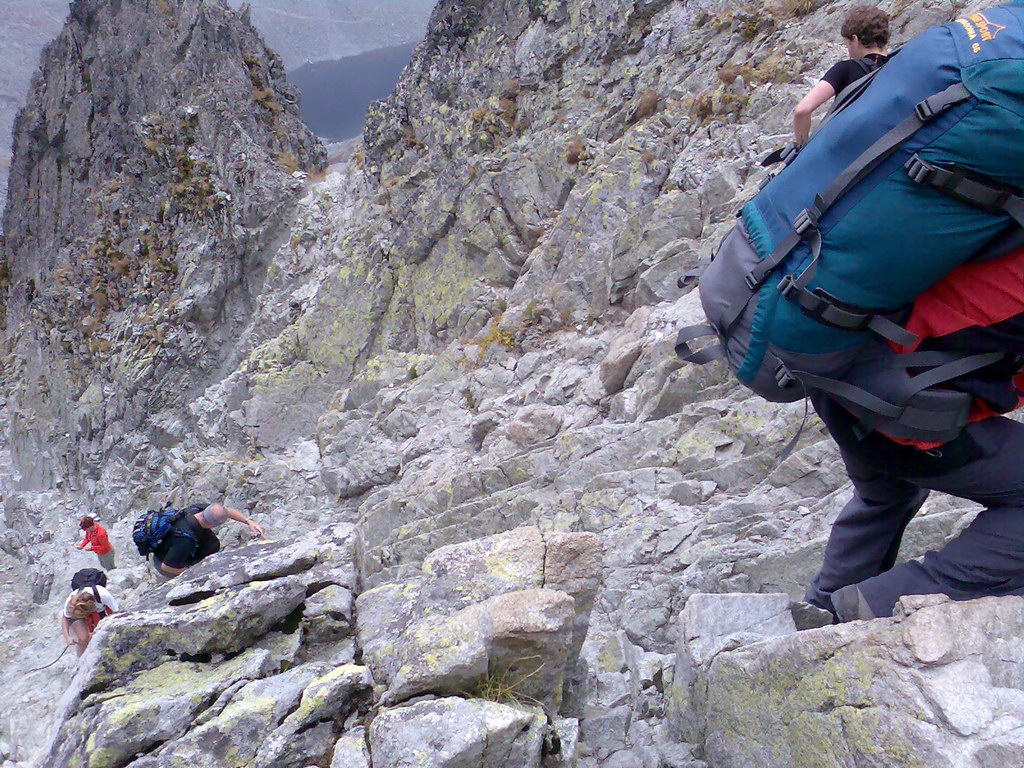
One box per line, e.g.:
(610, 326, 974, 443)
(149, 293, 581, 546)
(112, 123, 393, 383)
(39, 523, 368, 768)
(1, 0, 324, 499)
(37, 524, 582, 768)
(358, 526, 602, 713)
(0, 0, 1013, 767)
(700, 594, 1024, 768)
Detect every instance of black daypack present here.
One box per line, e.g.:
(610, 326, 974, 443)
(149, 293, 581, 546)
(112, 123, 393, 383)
(132, 504, 202, 556)
(71, 568, 107, 591)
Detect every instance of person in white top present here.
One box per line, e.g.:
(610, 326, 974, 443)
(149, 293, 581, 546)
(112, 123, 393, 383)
(60, 585, 119, 656)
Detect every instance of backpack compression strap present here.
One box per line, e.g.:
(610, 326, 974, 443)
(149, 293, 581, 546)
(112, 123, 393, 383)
(732, 83, 974, 341)
(790, 350, 1006, 442)
(905, 154, 1024, 229)
(674, 325, 725, 364)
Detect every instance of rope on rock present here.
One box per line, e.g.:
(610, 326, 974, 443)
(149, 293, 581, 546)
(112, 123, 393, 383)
(27, 645, 70, 673)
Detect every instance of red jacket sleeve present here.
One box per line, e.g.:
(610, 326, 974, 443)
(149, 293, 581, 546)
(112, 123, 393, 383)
(88, 525, 112, 555)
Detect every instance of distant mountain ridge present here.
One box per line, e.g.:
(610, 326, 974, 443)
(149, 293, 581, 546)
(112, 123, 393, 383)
(226, 0, 435, 69)
(0, 0, 434, 220)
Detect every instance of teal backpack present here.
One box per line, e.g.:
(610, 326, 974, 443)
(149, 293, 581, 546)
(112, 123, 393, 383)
(680, 4, 1024, 444)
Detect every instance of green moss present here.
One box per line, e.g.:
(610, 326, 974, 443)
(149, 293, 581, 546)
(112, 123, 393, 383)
(481, 548, 533, 587)
(709, 645, 923, 768)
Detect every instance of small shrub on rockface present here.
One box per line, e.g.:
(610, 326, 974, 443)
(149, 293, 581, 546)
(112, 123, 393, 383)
(565, 136, 587, 165)
(736, 7, 777, 39)
(772, 0, 818, 20)
(242, 51, 264, 89)
(688, 90, 715, 123)
(276, 151, 300, 174)
(252, 87, 282, 113)
(523, 299, 541, 323)
(500, 78, 521, 99)
(627, 89, 659, 125)
(468, 658, 546, 707)
(400, 124, 424, 149)
(462, 386, 478, 412)
(498, 96, 518, 124)
(471, 318, 517, 353)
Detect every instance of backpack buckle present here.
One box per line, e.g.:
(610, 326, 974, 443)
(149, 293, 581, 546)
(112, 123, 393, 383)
(744, 271, 761, 291)
(914, 95, 954, 123)
(780, 143, 799, 165)
(905, 154, 935, 184)
(775, 364, 796, 388)
(793, 207, 818, 236)
(776, 274, 798, 298)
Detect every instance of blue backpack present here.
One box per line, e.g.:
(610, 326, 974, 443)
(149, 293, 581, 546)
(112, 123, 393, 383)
(132, 504, 201, 556)
(680, 3, 1024, 444)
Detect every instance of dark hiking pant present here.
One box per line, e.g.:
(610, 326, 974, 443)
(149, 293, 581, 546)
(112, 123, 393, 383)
(806, 393, 1024, 618)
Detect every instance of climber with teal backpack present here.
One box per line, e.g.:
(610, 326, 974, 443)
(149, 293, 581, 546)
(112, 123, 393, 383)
(134, 502, 264, 581)
(678, 2, 1024, 621)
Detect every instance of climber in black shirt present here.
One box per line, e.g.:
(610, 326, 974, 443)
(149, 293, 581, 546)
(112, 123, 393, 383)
(792, 6, 890, 146)
(151, 503, 264, 581)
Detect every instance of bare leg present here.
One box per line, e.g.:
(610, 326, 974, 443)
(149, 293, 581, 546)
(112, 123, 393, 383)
(71, 620, 90, 657)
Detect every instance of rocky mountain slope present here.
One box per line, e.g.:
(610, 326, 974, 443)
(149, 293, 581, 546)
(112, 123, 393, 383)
(0, 0, 434, 224)
(0, 0, 70, 218)
(2, 0, 1018, 766)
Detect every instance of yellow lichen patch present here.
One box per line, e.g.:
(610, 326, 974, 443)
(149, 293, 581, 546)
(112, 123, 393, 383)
(709, 644, 923, 768)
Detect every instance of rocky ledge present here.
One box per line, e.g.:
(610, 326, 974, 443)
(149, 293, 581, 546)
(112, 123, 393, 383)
(39, 524, 602, 768)
(37, 523, 1024, 768)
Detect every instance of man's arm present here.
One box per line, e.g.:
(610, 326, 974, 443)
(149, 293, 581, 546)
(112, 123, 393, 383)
(225, 506, 264, 538)
(792, 81, 836, 146)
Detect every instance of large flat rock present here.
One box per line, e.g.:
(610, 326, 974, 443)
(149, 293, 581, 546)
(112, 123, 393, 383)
(703, 596, 1024, 768)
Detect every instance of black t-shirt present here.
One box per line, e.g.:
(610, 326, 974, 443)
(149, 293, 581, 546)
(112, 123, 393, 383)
(153, 513, 219, 569)
(821, 54, 888, 97)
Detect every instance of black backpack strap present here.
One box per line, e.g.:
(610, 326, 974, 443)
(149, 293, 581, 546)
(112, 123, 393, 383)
(776, 280, 917, 347)
(854, 58, 874, 76)
(905, 154, 1024, 228)
(675, 325, 725, 364)
(790, 350, 1005, 442)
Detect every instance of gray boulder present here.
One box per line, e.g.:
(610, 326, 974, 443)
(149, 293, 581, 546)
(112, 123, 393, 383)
(332, 727, 371, 768)
(369, 698, 547, 768)
(383, 588, 575, 712)
(358, 527, 602, 711)
(81, 575, 307, 692)
(668, 592, 797, 744)
(42, 649, 277, 768)
(703, 596, 1024, 768)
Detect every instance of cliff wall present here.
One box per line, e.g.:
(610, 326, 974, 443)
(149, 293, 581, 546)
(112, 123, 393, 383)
(1, 1, 1008, 766)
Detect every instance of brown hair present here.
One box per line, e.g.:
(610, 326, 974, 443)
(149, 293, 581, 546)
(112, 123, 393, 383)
(68, 590, 98, 619)
(841, 6, 890, 48)
(80, 516, 95, 530)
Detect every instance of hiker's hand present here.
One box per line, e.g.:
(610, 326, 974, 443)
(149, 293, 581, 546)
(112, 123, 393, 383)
(247, 519, 264, 538)
(65, 636, 77, 646)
